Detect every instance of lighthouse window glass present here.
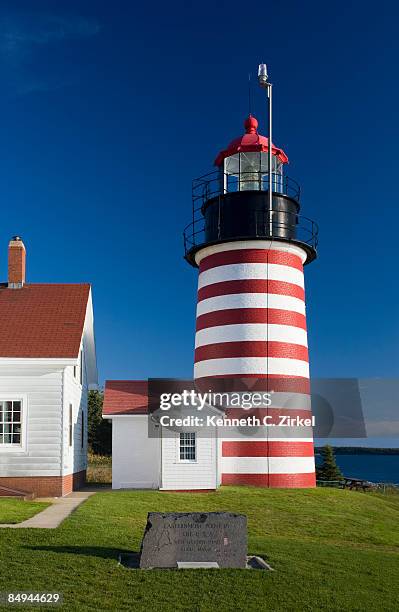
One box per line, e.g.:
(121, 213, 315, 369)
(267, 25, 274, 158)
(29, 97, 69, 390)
(225, 152, 263, 192)
(0, 400, 22, 445)
(224, 154, 240, 192)
(239, 152, 263, 191)
(179, 432, 196, 461)
(224, 152, 284, 193)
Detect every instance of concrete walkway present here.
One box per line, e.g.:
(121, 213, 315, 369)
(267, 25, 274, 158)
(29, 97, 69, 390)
(0, 491, 95, 529)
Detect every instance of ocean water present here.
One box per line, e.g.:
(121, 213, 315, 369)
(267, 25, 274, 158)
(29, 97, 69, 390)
(315, 454, 399, 484)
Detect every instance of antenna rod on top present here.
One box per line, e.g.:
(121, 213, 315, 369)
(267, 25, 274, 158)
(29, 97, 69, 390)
(258, 63, 273, 235)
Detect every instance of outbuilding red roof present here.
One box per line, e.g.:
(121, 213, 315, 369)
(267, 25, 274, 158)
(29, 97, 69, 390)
(0, 283, 90, 358)
(214, 115, 289, 166)
(103, 380, 148, 415)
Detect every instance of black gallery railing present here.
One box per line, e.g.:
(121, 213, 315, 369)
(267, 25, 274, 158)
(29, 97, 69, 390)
(183, 208, 319, 257)
(184, 170, 318, 258)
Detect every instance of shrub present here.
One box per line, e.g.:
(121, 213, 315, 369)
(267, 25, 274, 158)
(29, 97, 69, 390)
(88, 390, 112, 456)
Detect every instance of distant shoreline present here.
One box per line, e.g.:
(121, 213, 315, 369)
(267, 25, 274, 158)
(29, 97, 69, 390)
(314, 447, 399, 455)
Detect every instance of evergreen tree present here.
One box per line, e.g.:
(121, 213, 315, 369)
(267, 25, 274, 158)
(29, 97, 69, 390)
(317, 445, 344, 481)
(88, 390, 112, 456)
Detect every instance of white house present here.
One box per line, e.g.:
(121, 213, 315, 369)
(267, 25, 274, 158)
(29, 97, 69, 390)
(103, 381, 220, 490)
(0, 236, 98, 498)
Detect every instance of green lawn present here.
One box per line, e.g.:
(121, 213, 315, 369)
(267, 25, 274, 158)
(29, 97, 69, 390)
(0, 499, 50, 524)
(0, 488, 398, 611)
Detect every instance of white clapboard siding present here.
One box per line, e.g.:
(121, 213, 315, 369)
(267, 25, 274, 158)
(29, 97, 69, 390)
(161, 429, 217, 490)
(0, 371, 63, 477)
(62, 354, 89, 477)
(112, 416, 161, 489)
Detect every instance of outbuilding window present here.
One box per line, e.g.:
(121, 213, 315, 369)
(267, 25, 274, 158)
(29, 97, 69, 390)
(179, 432, 196, 461)
(0, 400, 22, 446)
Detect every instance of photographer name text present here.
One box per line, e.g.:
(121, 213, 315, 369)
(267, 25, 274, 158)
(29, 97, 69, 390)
(158, 414, 316, 428)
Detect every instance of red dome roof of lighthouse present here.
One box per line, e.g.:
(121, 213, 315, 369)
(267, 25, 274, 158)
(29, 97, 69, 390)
(214, 115, 289, 167)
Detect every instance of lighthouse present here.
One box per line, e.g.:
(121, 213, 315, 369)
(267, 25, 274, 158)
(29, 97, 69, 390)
(183, 72, 318, 488)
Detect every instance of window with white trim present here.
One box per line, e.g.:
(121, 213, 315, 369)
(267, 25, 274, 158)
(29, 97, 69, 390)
(179, 432, 196, 461)
(0, 400, 22, 446)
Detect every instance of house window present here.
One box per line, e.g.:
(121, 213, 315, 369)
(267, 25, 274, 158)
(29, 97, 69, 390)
(0, 400, 22, 446)
(81, 410, 84, 449)
(69, 404, 73, 447)
(179, 432, 196, 461)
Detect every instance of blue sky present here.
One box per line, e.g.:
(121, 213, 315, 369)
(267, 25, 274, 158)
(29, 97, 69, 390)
(0, 1, 398, 397)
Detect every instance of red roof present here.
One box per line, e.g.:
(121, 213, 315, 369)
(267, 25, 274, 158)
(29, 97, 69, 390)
(0, 283, 90, 358)
(103, 380, 148, 415)
(214, 115, 289, 166)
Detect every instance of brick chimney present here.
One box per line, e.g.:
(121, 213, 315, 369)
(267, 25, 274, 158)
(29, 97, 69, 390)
(8, 236, 26, 288)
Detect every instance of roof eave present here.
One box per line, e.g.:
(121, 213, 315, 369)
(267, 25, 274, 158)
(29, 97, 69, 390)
(103, 412, 148, 418)
(82, 288, 98, 388)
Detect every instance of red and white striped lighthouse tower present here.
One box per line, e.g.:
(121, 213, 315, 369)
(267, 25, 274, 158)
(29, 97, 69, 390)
(184, 82, 318, 487)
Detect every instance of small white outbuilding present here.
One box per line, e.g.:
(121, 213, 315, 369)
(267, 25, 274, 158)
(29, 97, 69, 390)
(103, 381, 220, 491)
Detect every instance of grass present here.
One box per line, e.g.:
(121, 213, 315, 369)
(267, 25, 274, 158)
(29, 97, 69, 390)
(0, 498, 50, 524)
(86, 453, 112, 484)
(0, 487, 398, 611)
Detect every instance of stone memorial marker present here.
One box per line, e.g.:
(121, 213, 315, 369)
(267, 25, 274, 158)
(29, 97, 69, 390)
(139, 512, 247, 569)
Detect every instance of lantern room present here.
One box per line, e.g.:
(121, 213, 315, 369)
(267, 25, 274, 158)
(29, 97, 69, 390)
(214, 115, 289, 194)
(183, 115, 318, 266)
